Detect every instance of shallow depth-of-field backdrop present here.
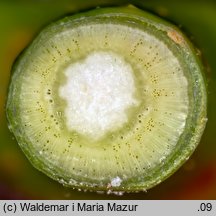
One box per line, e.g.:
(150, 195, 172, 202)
(0, 0, 216, 199)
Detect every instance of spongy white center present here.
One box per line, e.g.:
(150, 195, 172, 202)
(59, 51, 139, 139)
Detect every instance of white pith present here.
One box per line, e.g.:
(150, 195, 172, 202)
(59, 51, 139, 139)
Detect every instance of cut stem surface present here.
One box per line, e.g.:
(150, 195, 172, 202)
(6, 6, 207, 192)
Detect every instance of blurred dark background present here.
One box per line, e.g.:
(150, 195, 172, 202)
(0, 0, 216, 199)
